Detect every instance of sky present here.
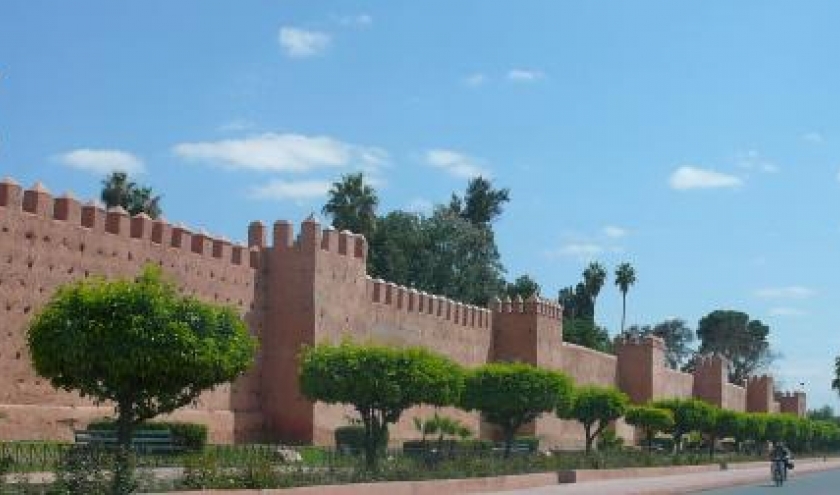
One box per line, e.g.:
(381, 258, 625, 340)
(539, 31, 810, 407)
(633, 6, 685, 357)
(1, 1, 839, 409)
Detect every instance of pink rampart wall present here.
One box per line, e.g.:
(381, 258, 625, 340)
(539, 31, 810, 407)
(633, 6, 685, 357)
(558, 343, 617, 387)
(723, 383, 747, 412)
(655, 368, 694, 400)
(0, 181, 262, 443)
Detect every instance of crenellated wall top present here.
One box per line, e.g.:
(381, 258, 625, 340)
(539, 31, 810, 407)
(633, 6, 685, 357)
(490, 294, 562, 320)
(0, 178, 257, 269)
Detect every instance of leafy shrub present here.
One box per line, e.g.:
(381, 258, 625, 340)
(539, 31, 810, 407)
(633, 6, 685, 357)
(50, 445, 122, 495)
(334, 425, 388, 454)
(87, 418, 208, 450)
(596, 429, 624, 451)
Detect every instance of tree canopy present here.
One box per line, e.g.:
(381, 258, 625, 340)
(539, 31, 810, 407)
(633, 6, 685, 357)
(652, 398, 716, 453)
(322, 172, 379, 241)
(505, 275, 541, 300)
(695, 310, 773, 383)
(628, 319, 695, 370)
(299, 342, 463, 467)
(560, 386, 629, 453)
(28, 265, 256, 489)
(446, 176, 510, 226)
(461, 362, 573, 457)
(101, 172, 162, 219)
(625, 406, 674, 452)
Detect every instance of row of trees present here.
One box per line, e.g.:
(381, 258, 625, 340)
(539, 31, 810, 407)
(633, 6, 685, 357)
(299, 342, 836, 469)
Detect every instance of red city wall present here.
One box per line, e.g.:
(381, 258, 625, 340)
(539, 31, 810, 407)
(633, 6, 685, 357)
(0, 180, 262, 443)
(0, 178, 805, 449)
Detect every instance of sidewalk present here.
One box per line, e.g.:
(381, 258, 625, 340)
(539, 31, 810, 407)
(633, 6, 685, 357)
(483, 458, 840, 494)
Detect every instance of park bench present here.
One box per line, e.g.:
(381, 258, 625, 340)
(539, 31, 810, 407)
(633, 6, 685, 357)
(73, 428, 179, 454)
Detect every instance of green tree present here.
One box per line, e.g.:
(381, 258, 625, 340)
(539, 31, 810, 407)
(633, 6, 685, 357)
(629, 319, 694, 369)
(447, 176, 510, 226)
(625, 406, 675, 453)
(505, 275, 541, 300)
(808, 405, 838, 423)
(461, 362, 574, 458)
(369, 211, 426, 285)
(27, 266, 256, 491)
(765, 414, 792, 446)
(322, 172, 379, 241)
(563, 318, 612, 353)
(696, 310, 773, 384)
(583, 262, 608, 316)
(614, 262, 636, 335)
(561, 386, 629, 454)
(299, 343, 463, 469)
(101, 171, 162, 219)
(652, 398, 716, 453)
(558, 283, 593, 319)
(743, 413, 769, 454)
(715, 409, 748, 452)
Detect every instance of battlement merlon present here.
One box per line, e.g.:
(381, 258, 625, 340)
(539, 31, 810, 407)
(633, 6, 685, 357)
(490, 294, 562, 320)
(0, 178, 254, 269)
(613, 334, 666, 352)
(250, 216, 368, 261)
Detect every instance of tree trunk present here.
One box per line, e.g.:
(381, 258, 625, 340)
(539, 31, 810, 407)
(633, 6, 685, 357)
(114, 405, 136, 494)
(621, 292, 627, 335)
(503, 426, 515, 459)
(584, 424, 593, 454)
(646, 429, 654, 453)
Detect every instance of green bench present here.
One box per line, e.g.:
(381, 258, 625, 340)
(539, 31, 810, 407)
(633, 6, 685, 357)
(74, 428, 180, 454)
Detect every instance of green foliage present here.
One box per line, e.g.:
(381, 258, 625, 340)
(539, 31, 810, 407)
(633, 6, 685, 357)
(652, 399, 716, 452)
(461, 362, 573, 457)
(299, 342, 463, 468)
(28, 265, 256, 433)
(695, 310, 773, 383)
(504, 275, 540, 300)
(27, 265, 256, 492)
(51, 445, 122, 495)
(87, 419, 209, 450)
(561, 386, 628, 453)
(322, 172, 379, 241)
(715, 410, 747, 446)
(563, 318, 612, 353)
(583, 262, 608, 309)
(833, 356, 840, 398)
(101, 171, 162, 219)
(628, 319, 694, 370)
(446, 176, 510, 226)
(625, 406, 675, 452)
(765, 414, 792, 443)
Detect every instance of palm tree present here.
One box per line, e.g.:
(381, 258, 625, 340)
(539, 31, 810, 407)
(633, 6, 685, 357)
(322, 173, 378, 240)
(615, 263, 637, 335)
(583, 262, 607, 317)
(100, 172, 162, 219)
(101, 172, 135, 210)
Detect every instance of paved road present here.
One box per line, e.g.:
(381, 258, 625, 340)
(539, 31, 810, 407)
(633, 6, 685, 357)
(697, 465, 840, 493)
(483, 459, 840, 495)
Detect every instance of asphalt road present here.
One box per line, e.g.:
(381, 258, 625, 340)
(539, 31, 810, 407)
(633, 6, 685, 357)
(697, 466, 840, 494)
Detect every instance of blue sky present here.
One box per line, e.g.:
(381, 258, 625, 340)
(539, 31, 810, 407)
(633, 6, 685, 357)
(2, 1, 840, 409)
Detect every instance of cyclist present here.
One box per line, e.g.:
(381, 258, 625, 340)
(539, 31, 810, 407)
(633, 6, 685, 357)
(769, 442, 792, 485)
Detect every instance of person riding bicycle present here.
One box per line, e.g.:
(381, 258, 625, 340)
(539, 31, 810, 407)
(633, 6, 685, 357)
(770, 442, 793, 481)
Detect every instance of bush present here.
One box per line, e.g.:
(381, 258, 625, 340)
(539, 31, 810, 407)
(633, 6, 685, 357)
(86, 419, 208, 450)
(596, 429, 624, 451)
(51, 445, 121, 495)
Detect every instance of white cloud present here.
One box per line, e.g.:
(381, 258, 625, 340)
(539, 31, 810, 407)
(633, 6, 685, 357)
(278, 27, 331, 58)
(463, 73, 487, 87)
(249, 179, 331, 201)
(669, 166, 742, 190)
(425, 149, 489, 178)
(769, 307, 807, 317)
(755, 286, 816, 300)
(551, 242, 605, 259)
(173, 133, 387, 173)
(802, 132, 824, 144)
(56, 149, 145, 174)
(736, 150, 779, 174)
(337, 14, 372, 28)
(507, 69, 544, 82)
(603, 225, 628, 239)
